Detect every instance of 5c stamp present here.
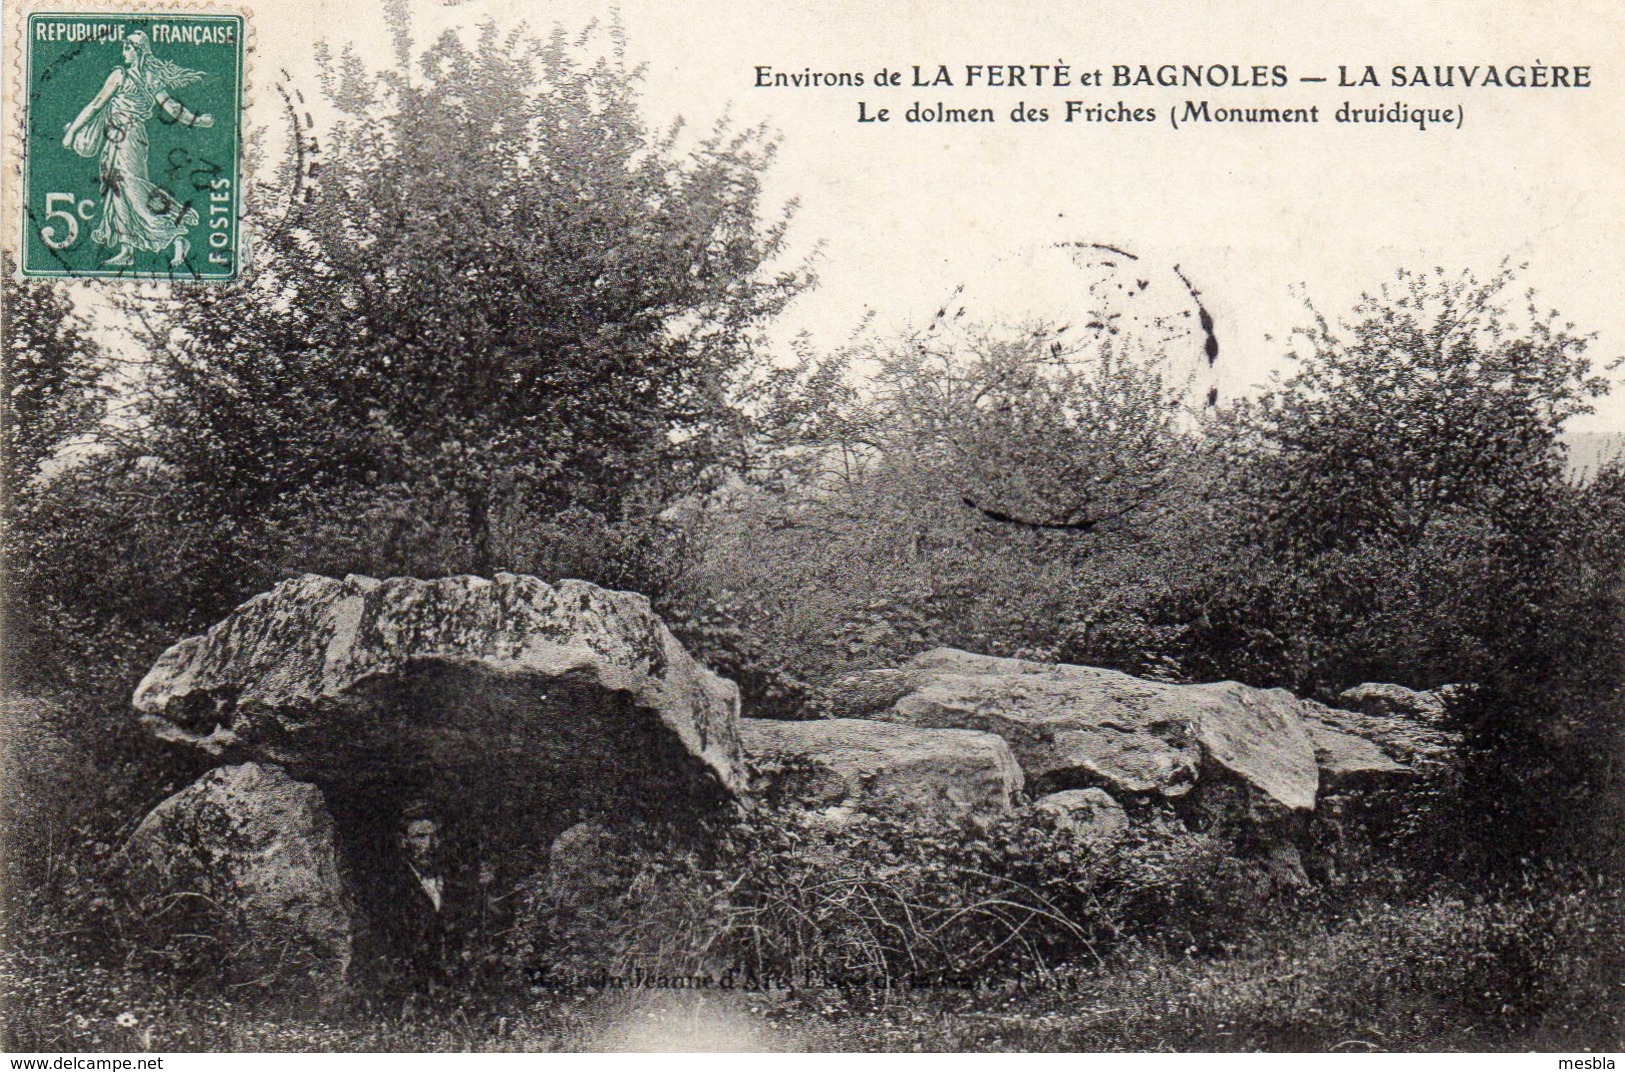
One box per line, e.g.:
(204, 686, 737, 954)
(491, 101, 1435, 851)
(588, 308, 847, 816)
(20, 11, 244, 280)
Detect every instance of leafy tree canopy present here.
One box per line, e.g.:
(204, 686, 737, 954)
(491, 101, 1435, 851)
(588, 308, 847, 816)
(142, 13, 808, 575)
(1225, 266, 1613, 554)
(863, 324, 1193, 542)
(1, 260, 105, 500)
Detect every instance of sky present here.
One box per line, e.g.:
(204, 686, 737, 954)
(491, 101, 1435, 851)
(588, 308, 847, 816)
(48, 0, 1625, 434)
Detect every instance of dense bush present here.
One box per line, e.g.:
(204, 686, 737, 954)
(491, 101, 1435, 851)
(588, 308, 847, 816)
(1455, 461, 1625, 871)
(673, 327, 1208, 695)
(0, 258, 105, 500)
(1171, 515, 1524, 695)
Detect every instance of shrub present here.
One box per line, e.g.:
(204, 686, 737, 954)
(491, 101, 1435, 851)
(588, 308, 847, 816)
(673, 324, 1207, 697)
(513, 804, 1275, 989)
(0, 699, 105, 906)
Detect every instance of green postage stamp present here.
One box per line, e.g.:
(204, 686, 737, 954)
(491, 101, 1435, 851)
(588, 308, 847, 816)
(19, 11, 244, 280)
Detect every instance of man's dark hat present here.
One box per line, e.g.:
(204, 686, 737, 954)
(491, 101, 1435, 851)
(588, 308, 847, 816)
(400, 798, 438, 824)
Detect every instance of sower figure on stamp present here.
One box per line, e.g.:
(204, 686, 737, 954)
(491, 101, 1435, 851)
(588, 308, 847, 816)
(61, 31, 214, 268)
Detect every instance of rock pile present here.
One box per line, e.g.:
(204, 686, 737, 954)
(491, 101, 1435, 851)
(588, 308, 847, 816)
(122, 575, 1458, 993)
(823, 647, 1439, 818)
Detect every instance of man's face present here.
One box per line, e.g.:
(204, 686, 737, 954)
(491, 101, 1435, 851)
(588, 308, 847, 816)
(401, 818, 439, 868)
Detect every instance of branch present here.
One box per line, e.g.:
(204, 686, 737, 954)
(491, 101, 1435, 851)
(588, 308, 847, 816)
(961, 474, 1169, 534)
(960, 495, 1099, 532)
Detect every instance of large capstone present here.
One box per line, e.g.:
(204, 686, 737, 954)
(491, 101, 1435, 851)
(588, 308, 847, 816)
(740, 717, 1023, 823)
(117, 763, 353, 996)
(132, 574, 745, 839)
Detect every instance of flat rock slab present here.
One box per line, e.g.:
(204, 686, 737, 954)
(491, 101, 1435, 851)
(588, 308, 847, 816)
(132, 574, 746, 817)
(118, 762, 353, 995)
(740, 717, 1022, 823)
(831, 648, 1320, 812)
(1337, 681, 1449, 722)
(1303, 703, 1412, 789)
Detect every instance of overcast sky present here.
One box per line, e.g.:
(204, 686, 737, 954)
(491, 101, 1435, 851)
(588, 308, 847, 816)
(110, 0, 1625, 432)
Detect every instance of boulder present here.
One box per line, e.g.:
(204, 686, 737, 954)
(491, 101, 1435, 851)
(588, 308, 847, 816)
(1028, 788, 1128, 843)
(132, 574, 746, 830)
(831, 648, 1319, 814)
(1302, 709, 1410, 790)
(740, 717, 1023, 823)
(1336, 682, 1449, 722)
(546, 821, 626, 910)
(1326, 683, 1462, 766)
(118, 763, 353, 995)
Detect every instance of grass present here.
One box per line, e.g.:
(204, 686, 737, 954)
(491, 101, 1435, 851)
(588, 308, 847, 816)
(5, 888, 1621, 1052)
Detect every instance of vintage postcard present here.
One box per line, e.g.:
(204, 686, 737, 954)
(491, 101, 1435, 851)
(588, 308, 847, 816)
(1, 0, 1621, 1057)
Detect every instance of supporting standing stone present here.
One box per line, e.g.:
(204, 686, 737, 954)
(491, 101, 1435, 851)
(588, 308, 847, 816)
(118, 763, 353, 996)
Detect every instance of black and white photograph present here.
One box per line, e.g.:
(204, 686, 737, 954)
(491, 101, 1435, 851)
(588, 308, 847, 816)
(2, 0, 1622, 1055)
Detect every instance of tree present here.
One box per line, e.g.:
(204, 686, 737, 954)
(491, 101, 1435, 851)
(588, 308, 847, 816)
(1226, 266, 1611, 555)
(673, 321, 1201, 692)
(1, 259, 105, 501)
(1173, 267, 1621, 695)
(878, 328, 1190, 537)
(139, 14, 807, 593)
